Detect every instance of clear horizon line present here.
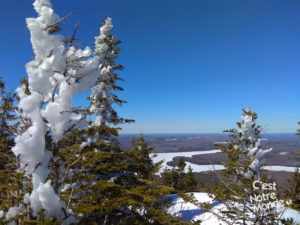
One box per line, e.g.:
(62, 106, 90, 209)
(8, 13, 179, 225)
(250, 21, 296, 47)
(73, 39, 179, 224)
(119, 132, 296, 135)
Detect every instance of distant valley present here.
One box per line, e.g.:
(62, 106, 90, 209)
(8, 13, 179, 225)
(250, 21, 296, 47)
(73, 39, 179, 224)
(120, 133, 300, 167)
(120, 133, 300, 190)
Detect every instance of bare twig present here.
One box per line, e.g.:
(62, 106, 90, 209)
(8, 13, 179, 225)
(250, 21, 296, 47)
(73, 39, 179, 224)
(61, 155, 82, 185)
(66, 187, 74, 210)
(66, 22, 80, 52)
(62, 114, 87, 137)
(44, 12, 72, 31)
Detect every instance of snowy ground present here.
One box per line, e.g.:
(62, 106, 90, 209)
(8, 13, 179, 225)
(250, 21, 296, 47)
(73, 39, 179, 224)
(168, 192, 227, 224)
(151, 150, 299, 173)
(168, 192, 300, 224)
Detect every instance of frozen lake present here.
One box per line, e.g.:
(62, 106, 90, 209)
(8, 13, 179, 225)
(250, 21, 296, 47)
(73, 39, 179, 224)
(151, 150, 299, 173)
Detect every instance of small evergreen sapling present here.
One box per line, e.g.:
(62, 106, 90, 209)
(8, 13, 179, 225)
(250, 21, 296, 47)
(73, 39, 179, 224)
(161, 157, 198, 193)
(186, 166, 198, 192)
(286, 168, 300, 211)
(128, 135, 157, 179)
(285, 123, 300, 212)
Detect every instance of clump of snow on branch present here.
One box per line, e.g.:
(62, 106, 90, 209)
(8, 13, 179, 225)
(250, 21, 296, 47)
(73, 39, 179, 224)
(5, 205, 26, 221)
(238, 107, 272, 180)
(29, 180, 64, 218)
(13, 92, 50, 178)
(11, 0, 100, 222)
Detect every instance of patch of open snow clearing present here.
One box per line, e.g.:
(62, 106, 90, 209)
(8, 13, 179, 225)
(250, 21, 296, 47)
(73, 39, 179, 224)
(168, 192, 300, 224)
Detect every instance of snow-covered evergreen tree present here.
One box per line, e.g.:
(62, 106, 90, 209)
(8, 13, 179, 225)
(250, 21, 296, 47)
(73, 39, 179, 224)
(59, 18, 191, 224)
(88, 17, 134, 146)
(208, 107, 280, 224)
(8, 0, 100, 223)
(91, 18, 124, 125)
(58, 17, 136, 223)
(236, 107, 272, 181)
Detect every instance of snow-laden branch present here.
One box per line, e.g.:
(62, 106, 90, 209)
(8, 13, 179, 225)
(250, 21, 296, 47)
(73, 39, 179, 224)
(11, 0, 101, 222)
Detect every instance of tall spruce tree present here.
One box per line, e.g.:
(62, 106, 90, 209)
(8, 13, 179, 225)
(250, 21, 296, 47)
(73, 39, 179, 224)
(60, 18, 192, 225)
(60, 17, 135, 224)
(207, 107, 281, 224)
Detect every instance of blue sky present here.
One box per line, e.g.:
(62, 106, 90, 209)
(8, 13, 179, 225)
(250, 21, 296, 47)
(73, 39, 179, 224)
(1, 0, 300, 133)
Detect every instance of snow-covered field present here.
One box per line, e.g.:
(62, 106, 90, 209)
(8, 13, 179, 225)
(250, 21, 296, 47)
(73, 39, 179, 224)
(168, 192, 300, 224)
(151, 150, 299, 173)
